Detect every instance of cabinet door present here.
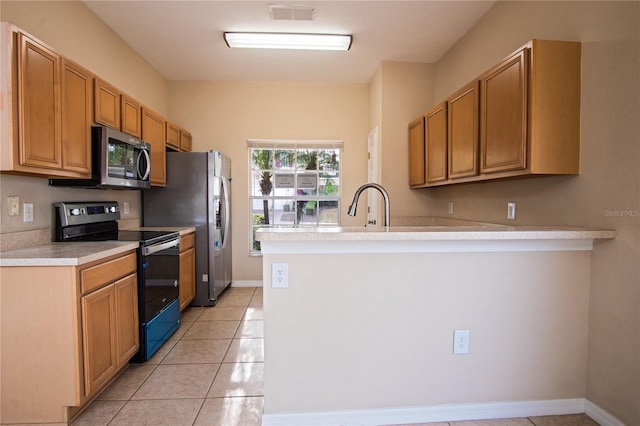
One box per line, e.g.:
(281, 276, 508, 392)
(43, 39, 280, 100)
(121, 94, 141, 138)
(408, 117, 425, 187)
(114, 273, 139, 365)
(179, 247, 196, 311)
(94, 78, 120, 129)
(142, 107, 166, 186)
(166, 122, 181, 150)
(61, 59, 92, 175)
(480, 48, 528, 174)
(81, 284, 117, 397)
(17, 32, 62, 169)
(425, 102, 448, 183)
(447, 81, 479, 179)
(180, 130, 192, 152)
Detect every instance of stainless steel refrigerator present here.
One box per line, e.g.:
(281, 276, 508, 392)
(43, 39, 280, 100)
(142, 151, 231, 306)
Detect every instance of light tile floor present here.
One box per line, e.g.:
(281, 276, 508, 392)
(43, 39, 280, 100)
(73, 286, 600, 426)
(72, 286, 264, 426)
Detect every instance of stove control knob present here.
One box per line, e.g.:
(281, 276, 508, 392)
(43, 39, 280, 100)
(70, 208, 81, 216)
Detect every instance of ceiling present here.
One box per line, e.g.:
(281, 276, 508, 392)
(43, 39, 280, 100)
(83, 1, 496, 84)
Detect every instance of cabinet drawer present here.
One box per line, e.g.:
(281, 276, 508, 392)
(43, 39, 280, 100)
(81, 252, 137, 295)
(180, 233, 195, 252)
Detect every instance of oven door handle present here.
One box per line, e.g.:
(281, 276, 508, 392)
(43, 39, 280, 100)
(143, 238, 180, 256)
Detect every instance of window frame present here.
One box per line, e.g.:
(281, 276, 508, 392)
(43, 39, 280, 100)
(248, 139, 343, 256)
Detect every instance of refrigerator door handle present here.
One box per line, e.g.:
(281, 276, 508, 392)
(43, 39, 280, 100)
(221, 176, 230, 249)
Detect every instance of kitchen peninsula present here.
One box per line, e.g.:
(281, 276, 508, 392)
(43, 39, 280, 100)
(256, 222, 615, 425)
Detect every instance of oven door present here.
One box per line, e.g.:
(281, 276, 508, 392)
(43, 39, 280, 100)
(142, 237, 180, 322)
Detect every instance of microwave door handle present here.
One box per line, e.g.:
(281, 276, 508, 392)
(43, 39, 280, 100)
(138, 149, 151, 180)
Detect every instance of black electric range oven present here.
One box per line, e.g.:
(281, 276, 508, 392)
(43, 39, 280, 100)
(55, 201, 180, 362)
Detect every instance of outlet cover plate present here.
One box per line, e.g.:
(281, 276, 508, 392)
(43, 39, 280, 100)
(453, 329, 470, 354)
(272, 262, 289, 288)
(507, 202, 516, 220)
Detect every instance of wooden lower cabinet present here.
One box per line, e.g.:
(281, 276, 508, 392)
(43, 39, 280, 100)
(0, 250, 138, 424)
(179, 232, 196, 311)
(82, 283, 118, 397)
(82, 272, 138, 396)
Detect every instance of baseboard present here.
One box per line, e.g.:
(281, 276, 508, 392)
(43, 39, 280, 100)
(584, 400, 626, 426)
(261, 398, 585, 426)
(231, 280, 263, 288)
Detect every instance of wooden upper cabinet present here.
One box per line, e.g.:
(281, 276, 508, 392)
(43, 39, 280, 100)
(480, 47, 528, 174)
(94, 77, 120, 129)
(425, 102, 448, 183)
(142, 107, 166, 186)
(166, 121, 181, 150)
(527, 39, 581, 174)
(180, 129, 192, 152)
(17, 32, 62, 170)
(166, 122, 193, 152)
(408, 117, 425, 187)
(61, 59, 92, 175)
(95, 78, 142, 139)
(121, 94, 141, 138)
(447, 81, 479, 179)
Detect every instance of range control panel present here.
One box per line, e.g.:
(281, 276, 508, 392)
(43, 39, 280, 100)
(55, 201, 121, 227)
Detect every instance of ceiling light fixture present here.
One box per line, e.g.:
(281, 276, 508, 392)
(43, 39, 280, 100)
(223, 32, 352, 51)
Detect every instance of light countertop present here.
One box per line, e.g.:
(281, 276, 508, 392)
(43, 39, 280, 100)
(256, 224, 616, 254)
(0, 227, 194, 267)
(255, 225, 616, 241)
(0, 241, 139, 267)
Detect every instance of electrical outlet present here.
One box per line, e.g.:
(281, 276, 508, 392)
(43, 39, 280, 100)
(23, 203, 34, 222)
(124, 201, 130, 215)
(272, 263, 289, 288)
(8, 196, 19, 216)
(448, 201, 454, 215)
(453, 329, 470, 354)
(507, 202, 516, 220)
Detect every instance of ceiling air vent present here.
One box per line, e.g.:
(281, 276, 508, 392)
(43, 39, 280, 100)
(269, 4, 315, 21)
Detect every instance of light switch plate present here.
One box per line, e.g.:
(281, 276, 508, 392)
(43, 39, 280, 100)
(8, 197, 19, 216)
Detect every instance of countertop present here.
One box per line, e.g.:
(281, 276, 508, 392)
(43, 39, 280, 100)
(255, 225, 617, 241)
(0, 241, 140, 267)
(256, 224, 616, 254)
(0, 226, 195, 267)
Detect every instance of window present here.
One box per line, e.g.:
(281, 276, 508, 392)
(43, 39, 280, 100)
(249, 140, 342, 254)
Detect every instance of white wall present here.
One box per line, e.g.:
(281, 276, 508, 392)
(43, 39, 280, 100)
(168, 81, 369, 281)
(428, 2, 640, 424)
(263, 249, 592, 415)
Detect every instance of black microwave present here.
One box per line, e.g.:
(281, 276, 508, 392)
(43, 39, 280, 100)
(50, 126, 151, 189)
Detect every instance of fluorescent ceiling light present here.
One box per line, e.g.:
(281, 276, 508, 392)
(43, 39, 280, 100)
(224, 32, 352, 51)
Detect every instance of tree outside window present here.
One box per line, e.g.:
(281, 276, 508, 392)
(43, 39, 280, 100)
(250, 145, 341, 254)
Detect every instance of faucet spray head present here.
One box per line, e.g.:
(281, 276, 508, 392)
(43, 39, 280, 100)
(347, 202, 357, 216)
